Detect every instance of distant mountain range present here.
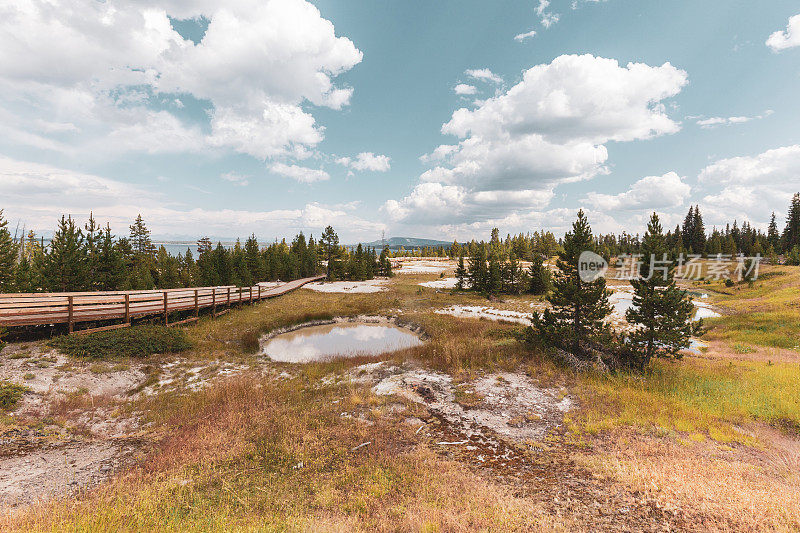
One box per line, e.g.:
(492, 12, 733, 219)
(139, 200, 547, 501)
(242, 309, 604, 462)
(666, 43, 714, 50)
(349, 237, 456, 251)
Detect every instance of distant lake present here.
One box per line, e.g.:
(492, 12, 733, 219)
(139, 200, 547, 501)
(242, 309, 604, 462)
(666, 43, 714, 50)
(34, 240, 241, 257)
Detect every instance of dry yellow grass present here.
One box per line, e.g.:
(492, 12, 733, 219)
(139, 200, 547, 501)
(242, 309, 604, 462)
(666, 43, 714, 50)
(6, 374, 558, 532)
(578, 430, 800, 531)
(6, 268, 800, 531)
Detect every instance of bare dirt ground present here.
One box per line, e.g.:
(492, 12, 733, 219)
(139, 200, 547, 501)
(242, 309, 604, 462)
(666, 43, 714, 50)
(332, 362, 702, 531)
(0, 340, 257, 512)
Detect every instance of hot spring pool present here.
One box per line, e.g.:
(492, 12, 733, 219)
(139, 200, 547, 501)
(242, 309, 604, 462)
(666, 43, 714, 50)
(261, 321, 424, 363)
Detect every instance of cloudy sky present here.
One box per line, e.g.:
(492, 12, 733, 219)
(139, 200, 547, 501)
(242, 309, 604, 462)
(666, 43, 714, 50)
(1, 0, 799, 242)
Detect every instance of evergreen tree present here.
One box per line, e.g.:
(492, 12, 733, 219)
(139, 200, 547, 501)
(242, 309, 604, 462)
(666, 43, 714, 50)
(527, 255, 550, 295)
(84, 213, 101, 290)
(180, 248, 199, 287)
(783, 193, 800, 253)
(767, 212, 781, 254)
(533, 210, 611, 357)
(156, 245, 181, 289)
(320, 225, 340, 280)
(0, 210, 17, 292)
(43, 216, 88, 292)
(487, 255, 502, 295)
(690, 205, 706, 255)
(244, 234, 264, 282)
(96, 225, 125, 291)
(502, 253, 522, 294)
(625, 213, 698, 369)
(467, 246, 487, 292)
(208, 243, 232, 286)
(682, 206, 695, 252)
(454, 254, 467, 290)
(13, 255, 38, 293)
(197, 237, 213, 255)
(129, 214, 156, 258)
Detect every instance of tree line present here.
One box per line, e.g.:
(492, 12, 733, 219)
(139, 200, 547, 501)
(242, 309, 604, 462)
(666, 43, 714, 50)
(394, 192, 800, 265)
(0, 212, 391, 294)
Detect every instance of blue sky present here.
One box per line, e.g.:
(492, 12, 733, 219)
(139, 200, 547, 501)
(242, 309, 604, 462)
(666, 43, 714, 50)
(1, 0, 799, 242)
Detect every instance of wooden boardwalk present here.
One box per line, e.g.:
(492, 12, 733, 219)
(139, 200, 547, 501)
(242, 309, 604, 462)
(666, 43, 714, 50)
(0, 275, 325, 333)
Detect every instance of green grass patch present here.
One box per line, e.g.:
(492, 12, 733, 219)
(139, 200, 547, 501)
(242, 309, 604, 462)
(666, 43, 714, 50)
(579, 358, 800, 443)
(49, 326, 191, 359)
(0, 381, 29, 410)
(707, 311, 800, 350)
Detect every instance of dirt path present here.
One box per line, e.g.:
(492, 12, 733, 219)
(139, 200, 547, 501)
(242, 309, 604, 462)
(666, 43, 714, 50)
(0, 431, 143, 511)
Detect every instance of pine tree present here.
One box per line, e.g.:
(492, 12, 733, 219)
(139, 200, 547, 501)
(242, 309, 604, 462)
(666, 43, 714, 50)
(502, 253, 521, 294)
(180, 248, 199, 287)
(783, 193, 800, 253)
(320, 226, 340, 280)
(0, 210, 17, 292)
(43, 216, 88, 292)
(487, 255, 502, 295)
(84, 213, 101, 290)
(467, 246, 487, 292)
(156, 245, 181, 289)
(768, 212, 781, 253)
(682, 206, 695, 252)
(197, 237, 213, 255)
(454, 254, 467, 290)
(691, 205, 706, 255)
(13, 255, 39, 293)
(96, 225, 125, 291)
(244, 234, 264, 282)
(533, 210, 611, 357)
(129, 214, 156, 258)
(625, 213, 698, 369)
(211, 242, 232, 286)
(527, 254, 550, 295)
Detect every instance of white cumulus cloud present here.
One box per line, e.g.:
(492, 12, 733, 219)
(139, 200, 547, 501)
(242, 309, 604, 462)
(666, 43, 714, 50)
(464, 68, 503, 84)
(584, 172, 691, 211)
(270, 163, 330, 183)
(454, 84, 478, 95)
(335, 152, 391, 172)
(699, 145, 800, 226)
(0, 0, 362, 163)
(767, 14, 800, 51)
(514, 29, 537, 42)
(386, 54, 687, 227)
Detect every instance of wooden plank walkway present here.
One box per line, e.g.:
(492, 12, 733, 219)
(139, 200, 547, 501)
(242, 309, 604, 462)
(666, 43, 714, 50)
(0, 275, 325, 333)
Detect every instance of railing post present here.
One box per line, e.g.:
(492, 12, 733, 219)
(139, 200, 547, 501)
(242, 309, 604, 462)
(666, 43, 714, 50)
(212, 289, 217, 318)
(227, 287, 231, 308)
(249, 287, 253, 304)
(68, 296, 74, 333)
(194, 289, 199, 317)
(163, 292, 168, 326)
(258, 285, 262, 300)
(124, 294, 130, 324)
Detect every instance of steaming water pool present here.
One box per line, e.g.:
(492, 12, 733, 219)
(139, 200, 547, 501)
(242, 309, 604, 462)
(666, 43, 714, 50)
(261, 322, 424, 363)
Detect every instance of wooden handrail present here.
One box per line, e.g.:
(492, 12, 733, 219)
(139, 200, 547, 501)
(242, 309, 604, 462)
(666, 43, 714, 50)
(0, 276, 324, 330)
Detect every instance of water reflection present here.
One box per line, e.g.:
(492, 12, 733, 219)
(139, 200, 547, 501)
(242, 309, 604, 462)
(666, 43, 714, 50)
(262, 322, 423, 363)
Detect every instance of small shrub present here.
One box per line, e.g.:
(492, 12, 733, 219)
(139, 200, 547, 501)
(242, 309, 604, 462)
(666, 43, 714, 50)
(49, 325, 191, 359)
(0, 381, 29, 410)
(724, 279, 735, 287)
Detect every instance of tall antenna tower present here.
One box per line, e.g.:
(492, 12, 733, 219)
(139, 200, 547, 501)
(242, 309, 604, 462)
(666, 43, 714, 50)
(381, 230, 386, 249)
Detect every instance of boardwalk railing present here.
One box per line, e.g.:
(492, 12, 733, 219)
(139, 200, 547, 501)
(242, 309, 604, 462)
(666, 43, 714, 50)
(0, 275, 325, 334)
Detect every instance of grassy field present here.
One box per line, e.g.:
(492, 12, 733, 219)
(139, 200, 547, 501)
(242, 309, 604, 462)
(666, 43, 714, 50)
(4, 266, 800, 531)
